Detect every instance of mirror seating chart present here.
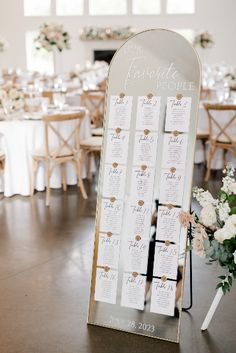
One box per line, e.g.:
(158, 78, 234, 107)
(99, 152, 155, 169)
(88, 29, 201, 343)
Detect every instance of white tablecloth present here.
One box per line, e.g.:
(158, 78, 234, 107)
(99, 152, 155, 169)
(0, 112, 91, 197)
(195, 103, 236, 169)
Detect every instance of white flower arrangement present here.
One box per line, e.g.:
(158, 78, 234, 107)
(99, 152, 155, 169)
(194, 31, 214, 49)
(80, 26, 136, 41)
(0, 36, 8, 53)
(35, 23, 71, 53)
(0, 86, 24, 111)
(180, 164, 236, 294)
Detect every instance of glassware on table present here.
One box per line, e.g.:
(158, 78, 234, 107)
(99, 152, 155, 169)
(41, 98, 49, 113)
(53, 92, 65, 110)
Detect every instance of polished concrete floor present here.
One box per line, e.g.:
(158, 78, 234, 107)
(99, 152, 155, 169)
(0, 165, 235, 353)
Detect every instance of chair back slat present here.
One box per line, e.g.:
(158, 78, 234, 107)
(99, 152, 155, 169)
(43, 112, 85, 159)
(203, 103, 236, 144)
(80, 90, 105, 127)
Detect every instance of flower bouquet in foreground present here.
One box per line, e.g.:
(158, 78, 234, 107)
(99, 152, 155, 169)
(180, 164, 236, 294)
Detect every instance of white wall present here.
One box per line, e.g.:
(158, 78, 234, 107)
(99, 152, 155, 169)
(0, 0, 235, 72)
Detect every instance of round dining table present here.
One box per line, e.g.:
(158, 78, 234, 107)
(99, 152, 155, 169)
(0, 108, 92, 197)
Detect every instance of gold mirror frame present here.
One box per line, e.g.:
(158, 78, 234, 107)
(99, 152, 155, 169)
(88, 28, 201, 343)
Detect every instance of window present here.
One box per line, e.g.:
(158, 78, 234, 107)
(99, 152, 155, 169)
(24, 0, 51, 16)
(174, 29, 195, 44)
(132, 0, 161, 15)
(166, 0, 195, 14)
(25, 31, 54, 75)
(56, 0, 84, 16)
(89, 0, 127, 15)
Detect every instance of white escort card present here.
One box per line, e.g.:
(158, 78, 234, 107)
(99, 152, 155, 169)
(153, 243, 179, 280)
(130, 166, 155, 202)
(161, 133, 188, 169)
(121, 273, 146, 310)
(165, 96, 192, 133)
(150, 278, 176, 316)
(136, 95, 161, 131)
(102, 164, 127, 199)
(124, 236, 150, 274)
(126, 200, 152, 239)
(156, 206, 182, 243)
(97, 233, 120, 269)
(94, 268, 118, 304)
(159, 168, 185, 206)
(108, 95, 133, 130)
(100, 198, 123, 234)
(133, 130, 158, 167)
(105, 129, 130, 165)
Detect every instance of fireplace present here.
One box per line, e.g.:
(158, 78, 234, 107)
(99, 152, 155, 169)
(93, 50, 116, 64)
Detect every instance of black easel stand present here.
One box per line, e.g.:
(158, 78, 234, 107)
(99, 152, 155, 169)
(182, 222, 193, 312)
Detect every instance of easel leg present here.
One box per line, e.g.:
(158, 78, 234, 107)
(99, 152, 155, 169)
(182, 249, 193, 311)
(201, 288, 223, 331)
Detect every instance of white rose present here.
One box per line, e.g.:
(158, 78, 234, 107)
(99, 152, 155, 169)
(214, 228, 231, 244)
(8, 88, 19, 100)
(229, 182, 236, 194)
(200, 204, 217, 227)
(224, 215, 236, 237)
(47, 31, 56, 40)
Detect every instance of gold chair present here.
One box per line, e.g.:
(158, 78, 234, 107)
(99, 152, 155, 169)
(31, 112, 87, 206)
(80, 89, 105, 128)
(204, 103, 236, 181)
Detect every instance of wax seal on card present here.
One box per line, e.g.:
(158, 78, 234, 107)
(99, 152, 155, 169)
(141, 165, 147, 171)
(147, 93, 153, 99)
(110, 197, 116, 203)
(119, 92, 125, 98)
(165, 240, 171, 246)
(135, 235, 141, 241)
(138, 200, 144, 206)
(161, 275, 167, 282)
(166, 204, 173, 209)
(112, 162, 118, 168)
(115, 127, 121, 134)
(107, 232, 112, 237)
(176, 94, 183, 100)
(104, 266, 110, 272)
(144, 129, 150, 135)
(170, 167, 176, 173)
(132, 272, 138, 278)
(173, 130, 179, 136)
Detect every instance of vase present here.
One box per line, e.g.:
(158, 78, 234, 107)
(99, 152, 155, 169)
(53, 49, 63, 75)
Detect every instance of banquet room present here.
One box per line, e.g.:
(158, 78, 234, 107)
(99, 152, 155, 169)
(1, 0, 236, 352)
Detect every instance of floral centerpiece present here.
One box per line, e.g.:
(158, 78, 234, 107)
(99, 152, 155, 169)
(194, 31, 214, 49)
(0, 86, 24, 111)
(80, 26, 136, 41)
(34, 23, 71, 53)
(0, 36, 8, 53)
(180, 164, 236, 294)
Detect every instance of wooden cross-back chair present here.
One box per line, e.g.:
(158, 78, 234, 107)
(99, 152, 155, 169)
(204, 103, 236, 181)
(31, 111, 87, 206)
(80, 89, 105, 129)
